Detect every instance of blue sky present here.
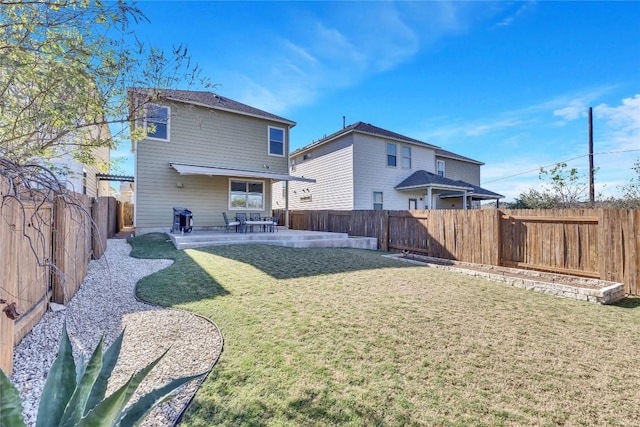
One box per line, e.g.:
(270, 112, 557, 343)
(113, 1, 640, 201)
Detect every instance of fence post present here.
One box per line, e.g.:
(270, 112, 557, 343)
(0, 193, 17, 375)
(382, 210, 389, 251)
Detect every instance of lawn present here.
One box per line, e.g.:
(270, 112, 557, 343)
(130, 233, 640, 427)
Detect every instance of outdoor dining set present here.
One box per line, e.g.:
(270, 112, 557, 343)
(222, 212, 279, 233)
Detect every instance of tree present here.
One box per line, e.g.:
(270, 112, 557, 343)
(508, 188, 560, 209)
(537, 162, 589, 208)
(1, 0, 209, 167)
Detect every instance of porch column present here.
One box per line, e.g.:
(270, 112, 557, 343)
(426, 187, 432, 209)
(463, 190, 468, 210)
(285, 180, 290, 228)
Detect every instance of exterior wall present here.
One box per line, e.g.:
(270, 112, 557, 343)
(48, 137, 110, 197)
(436, 156, 480, 185)
(352, 134, 436, 210)
(280, 135, 354, 210)
(135, 100, 284, 232)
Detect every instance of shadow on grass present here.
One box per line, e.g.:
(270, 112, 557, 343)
(128, 233, 230, 306)
(192, 243, 414, 280)
(612, 296, 640, 309)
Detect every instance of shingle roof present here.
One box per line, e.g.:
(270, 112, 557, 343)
(446, 181, 504, 198)
(436, 148, 483, 165)
(292, 121, 439, 155)
(395, 170, 472, 190)
(129, 88, 296, 126)
(395, 170, 503, 199)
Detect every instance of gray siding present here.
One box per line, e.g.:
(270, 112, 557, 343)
(352, 134, 436, 210)
(284, 135, 354, 210)
(135, 100, 282, 231)
(436, 156, 480, 185)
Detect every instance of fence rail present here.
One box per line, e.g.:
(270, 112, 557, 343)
(1, 174, 116, 374)
(278, 208, 639, 296)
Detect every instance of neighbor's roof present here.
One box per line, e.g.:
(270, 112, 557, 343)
(394, 170, 503, 199)
(443, 181, 504, 199)
(129, 88, 296, 127)
(395, 170, 473, 191)
(292, 121, 440, 155)
(436, 148, 484, 165)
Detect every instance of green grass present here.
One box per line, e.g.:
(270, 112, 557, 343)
(130, 233, 640, 426)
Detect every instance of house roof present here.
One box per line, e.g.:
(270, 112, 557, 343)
(395, 170, 503, 199)
(436, 148, 484, 165)
(442, 181, 504, 199)
(292, 121, 440, 155)
(395, 170, 473, 191)
(129, 88, 296, 127)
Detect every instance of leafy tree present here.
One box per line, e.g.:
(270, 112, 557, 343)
(0, 0, 209, 167)
(508, 188, 560, 209)
(538, 162, 589, 208)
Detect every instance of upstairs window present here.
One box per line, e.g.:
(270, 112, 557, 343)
(145, 104, 170, 141)
(402, 146, 411, 169)
(269, 126, 285, 156)
(230, 179, 264, 210)
(387, 143, 397, 167)
(437, 160, 445, 177)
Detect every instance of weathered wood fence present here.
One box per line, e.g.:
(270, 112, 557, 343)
(1, 176, 118, 374)
(280, 209, 639, 296)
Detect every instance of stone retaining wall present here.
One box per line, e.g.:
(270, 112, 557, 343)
(386, 254, 626, 305)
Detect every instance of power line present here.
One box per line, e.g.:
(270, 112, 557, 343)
(484, 149, 640, 184)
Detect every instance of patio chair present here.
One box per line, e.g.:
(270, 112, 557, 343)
(222, 212, 240, 232)
(269, 212, 280, 232)
(234, 212, 248, 232)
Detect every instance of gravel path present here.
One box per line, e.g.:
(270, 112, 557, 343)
(11, 239, 223, 426)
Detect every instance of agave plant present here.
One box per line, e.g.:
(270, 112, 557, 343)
(0, 323, 204, 427)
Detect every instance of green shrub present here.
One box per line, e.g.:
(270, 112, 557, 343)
(0, 323, 204, 427)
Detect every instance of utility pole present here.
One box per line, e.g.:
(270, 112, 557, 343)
(588, 107, 595, 206)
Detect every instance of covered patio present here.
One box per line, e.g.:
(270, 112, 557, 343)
(395, 170, 503, 209)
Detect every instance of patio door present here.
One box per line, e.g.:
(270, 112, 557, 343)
(409, 198, 417, 210)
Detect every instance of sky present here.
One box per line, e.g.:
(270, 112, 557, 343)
(112, 0, 640, 202)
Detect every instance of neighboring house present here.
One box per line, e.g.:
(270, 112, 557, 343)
(46, 131, 111, 198)
(129, 88, 314, 234)
(275, 121, 502, 211)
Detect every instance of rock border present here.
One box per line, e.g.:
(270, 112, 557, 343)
(385, 253, 626, 304)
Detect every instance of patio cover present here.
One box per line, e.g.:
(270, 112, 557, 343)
(169, 162, 315, 183)
(394, 170, 503, 208)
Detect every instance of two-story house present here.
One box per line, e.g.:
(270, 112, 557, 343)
(129, 88, 314, 235)
(275, 121, 502, 211)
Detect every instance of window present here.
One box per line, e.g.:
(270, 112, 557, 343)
(269, 126, 285, 156)
(145, 104, 170, 141)
(373, 191, 383, 210)
(437, 160, 445, 177)
(230, 180, 264, 210)
(82, 170, 87, 195)
(387, 143, 397, 167)
(402, 146, 411, 169)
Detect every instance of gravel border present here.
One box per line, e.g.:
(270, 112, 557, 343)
(10, 239, 223, 426)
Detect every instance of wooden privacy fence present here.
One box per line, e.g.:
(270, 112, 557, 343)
(283, 209, 639, 296)
(1, 176, 117, 374)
